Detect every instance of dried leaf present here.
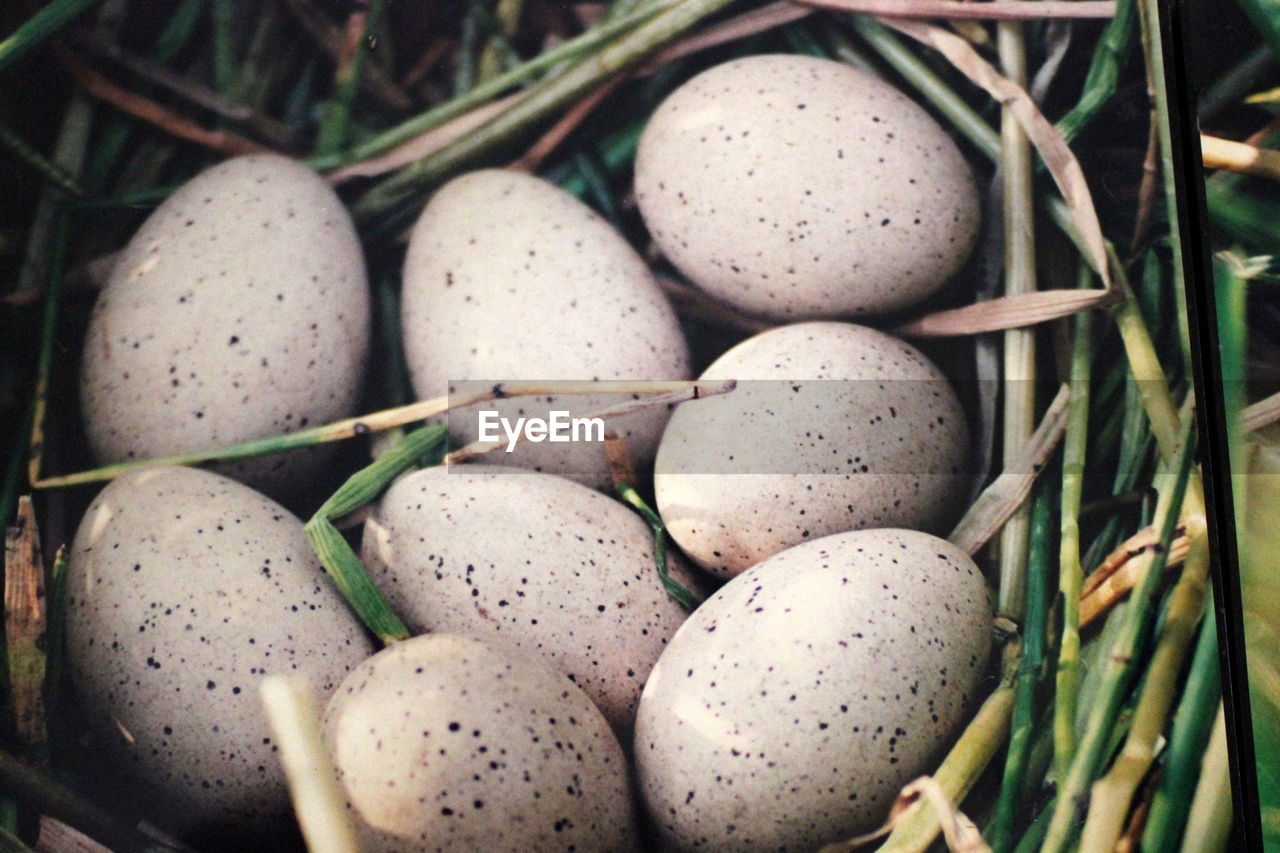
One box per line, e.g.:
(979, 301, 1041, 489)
(948, 384, 1071, 555)
(893, 288, 1115, 338)
(5, 496, 48, 761)
(1080, 532, 1191, 628)
(800, 0, 1114, 20)
(884, 18, 1112, 286)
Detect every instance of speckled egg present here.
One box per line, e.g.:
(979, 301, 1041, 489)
(635, 54, 979, 321)
(361, 464, 699, 733)
(634, 529, 992, 851)
(80, 154, 370, 493)
(654, 322, 969, 577)
(401, 169, 690, 490)
(324, 634, 640, 852)
(66, 465, 375, 835)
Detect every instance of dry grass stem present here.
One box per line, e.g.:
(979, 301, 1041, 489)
(655, 274, 774, 333)
(1201, 133, 1280, 182)
(820, 777, 991, 853)
(801, 0, 1114, 20)
(444, 379, 737, 464)
(72, 30, 295, 147)
(32, 380, 733, 488)
(334, 1, 815, 183)
(328, 95, 520, 182)
(1080, 532, 1191, 627)
(1082, 523, 1189, 598)
(259, 677, 360, 853)
(893, 288, 1113, 338)
(948, 383, 1071, 556)
(35, 817, 115, 853)
(512, 76, 626, 171)
(1243, 388, 1280, 432)
(60, 51, 271, 157)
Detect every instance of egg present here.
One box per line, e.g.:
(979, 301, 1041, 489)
(323, 634, 640, 852)
(80, 154, 370, 493)
(65, 465, 375, 835)
(634, 529, 992, 851)
(654, 322, 969, 577)
(635, 54, 979, 321)
(401, 169, 690, 490)
(361, 464, 699, 733)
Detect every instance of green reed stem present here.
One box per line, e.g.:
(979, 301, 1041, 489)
(1140, 594, 1221, 852)
(1038, 418, 1197, 853)
(1055, 264, 1095, 781)
(990, 484, 1055, 853)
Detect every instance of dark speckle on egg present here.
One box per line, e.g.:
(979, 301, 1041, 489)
(79, 154, 371, 494)
(634, 529, 992, 852)
(400, 170, 690, 489)
(655, 322, 969, 577)
(323, 634, 639, 852)
(634, 54, 980, 321)
(362, 465, 701, 736)
(65, 466, 375, 836)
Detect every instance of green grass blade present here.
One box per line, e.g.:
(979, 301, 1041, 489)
(305, 425, 449, 644)
(1055, 0, 1136, 142)
(0, 0, 102, 74)
(613, 484, 701, 611)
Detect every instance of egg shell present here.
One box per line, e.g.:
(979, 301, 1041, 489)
(401, 169, 691, 489)
(65, 465, 375, 835)
(361, 464, 699, 734)
(634, 529, 992, 851)
(635, 54, 979, 321)
(324, 633, 640, 852)
(654, 322, 968, 577)
(80, 154, 370, 493)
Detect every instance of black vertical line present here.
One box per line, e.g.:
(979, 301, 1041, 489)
(1161, 0, 1260, 849)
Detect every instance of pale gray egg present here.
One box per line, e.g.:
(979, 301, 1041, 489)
(400, 169, 690, 490)
(654, 322, 968, 577)
(635, 54, 979, 321)
(361, 464, 698, 734)
(634, 529, 993, 851)
(80, 154, 370, 494)
(65, 465, 374, 835)
(323, 633, 640, 852)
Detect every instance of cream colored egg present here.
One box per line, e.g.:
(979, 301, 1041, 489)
(65, 465, 374, 836)
(401, 169, 690, 490)
(324, 634, 640, 852)
(80, 154, 370, 494)
(635, 54, 979, 321)
(634, 529, 992, 851)
(361, 464, 699, 734)
(654, 322, 968, 578)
